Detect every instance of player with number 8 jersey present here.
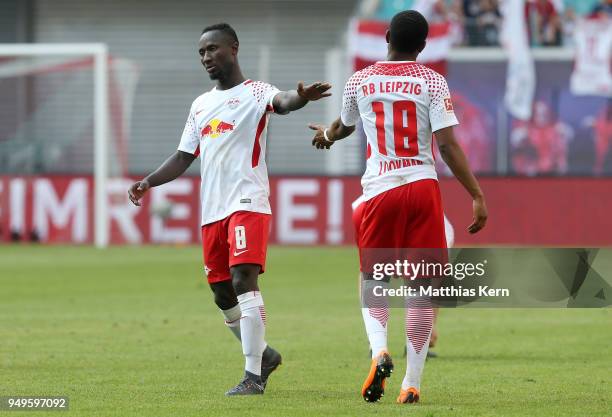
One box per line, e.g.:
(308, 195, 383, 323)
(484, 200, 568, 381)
(128, 23, 331, 396)
(180, 76, 281, 282)
(309, 10, 488, 405)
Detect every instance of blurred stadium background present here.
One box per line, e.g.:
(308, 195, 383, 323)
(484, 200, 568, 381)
(1, 2, 610, 416)
(0, 0, 610, 247)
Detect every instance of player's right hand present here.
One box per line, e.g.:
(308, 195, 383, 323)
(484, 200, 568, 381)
(468, 196, 488, 234)
(128, 180, 150, 207)
(309, 124, 335, 150)
(297, 82, 332, 101)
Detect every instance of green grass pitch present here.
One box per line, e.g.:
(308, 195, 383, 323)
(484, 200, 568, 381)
(0, 246, 610, 417)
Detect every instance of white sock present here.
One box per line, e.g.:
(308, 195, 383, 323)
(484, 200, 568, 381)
(402, 298, 434, 390)
(237, 291, 267, 377)
(361, 279, 389, 358)
(221, 304, 242, 341)
(221, 304, 270, 354)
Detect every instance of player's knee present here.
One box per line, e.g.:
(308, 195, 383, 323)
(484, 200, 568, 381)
(209, 281, 237, 310)
(213, 292, 236, 310)
(230, 264, 260, 294)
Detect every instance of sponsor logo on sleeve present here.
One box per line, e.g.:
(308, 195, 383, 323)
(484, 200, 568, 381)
(444, 98, 454, 113)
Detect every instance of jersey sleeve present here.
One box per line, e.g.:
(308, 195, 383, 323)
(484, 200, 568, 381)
(264, 83, 281, 114)
(249, 81, 280, 114)
(340, 72, 361, 126)
(177, 101, 200, 156)
(428, 73, 459, 133)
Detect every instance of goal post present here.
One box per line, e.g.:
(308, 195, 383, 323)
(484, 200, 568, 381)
(0, 43, 110, 247)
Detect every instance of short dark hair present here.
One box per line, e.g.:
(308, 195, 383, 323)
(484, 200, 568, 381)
(202, 23, 239, 44)
(389, 10, 429, 53)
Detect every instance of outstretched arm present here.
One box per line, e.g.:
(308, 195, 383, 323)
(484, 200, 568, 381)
(435, 126, 488, 234)
(128, 150, 196, 206)
(309, 117, 355, 149)
(309, 70, 361, 147)
(272, 81, 331, 114)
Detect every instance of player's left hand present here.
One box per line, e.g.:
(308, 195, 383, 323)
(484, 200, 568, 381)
(128, 180, 150, 207)
(297, 81, 332, 101)
(468, 196, 488, 234)
(309, 124, 335, 149)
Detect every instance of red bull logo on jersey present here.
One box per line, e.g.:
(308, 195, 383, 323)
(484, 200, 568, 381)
(226, 97, 241, 109)
(201, 119, 235, 139)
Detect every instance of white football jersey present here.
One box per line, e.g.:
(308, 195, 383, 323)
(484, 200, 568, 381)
(341, 61, 459, 200)
(178, 80, 279, 225)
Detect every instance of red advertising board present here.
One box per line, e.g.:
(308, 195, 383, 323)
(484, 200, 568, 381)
(1, 175, 610, 246)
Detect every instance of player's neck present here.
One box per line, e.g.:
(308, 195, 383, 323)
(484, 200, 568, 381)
(386, 51, 419, 62)
(215, 67, 246, 91)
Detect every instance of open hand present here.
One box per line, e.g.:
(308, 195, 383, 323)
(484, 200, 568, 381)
(297, 82, 332, 101)
(309, 124, 335, 150)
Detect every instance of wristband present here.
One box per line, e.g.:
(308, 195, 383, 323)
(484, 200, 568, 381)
(323, 128, 331, 141)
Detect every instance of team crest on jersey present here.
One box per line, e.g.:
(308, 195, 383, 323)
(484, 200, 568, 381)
(444, 98, 454, 112)
(226, 97, 240, 109)
(201, 118, 235, 139)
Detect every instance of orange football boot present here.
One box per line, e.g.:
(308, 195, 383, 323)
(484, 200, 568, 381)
(396, 387, 420, 404)
(361, 351, 394, 402)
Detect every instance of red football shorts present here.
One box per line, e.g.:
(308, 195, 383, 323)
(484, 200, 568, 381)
(201, 210, 271, 283)
(352, 198, 366, 247)
(358, 179, 447, 272)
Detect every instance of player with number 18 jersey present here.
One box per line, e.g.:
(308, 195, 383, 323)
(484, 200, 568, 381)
(342, 60, 458, 250)
(309, 10, 487, 405)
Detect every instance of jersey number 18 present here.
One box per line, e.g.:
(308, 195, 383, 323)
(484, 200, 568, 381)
(372, 100, 418, 158)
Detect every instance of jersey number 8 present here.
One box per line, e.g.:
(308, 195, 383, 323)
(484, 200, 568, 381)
(234, 225, 247, 250)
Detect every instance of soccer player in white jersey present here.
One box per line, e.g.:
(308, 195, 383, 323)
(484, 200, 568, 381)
(128, 23, 331, 396)
(310, 11, 487, 404)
